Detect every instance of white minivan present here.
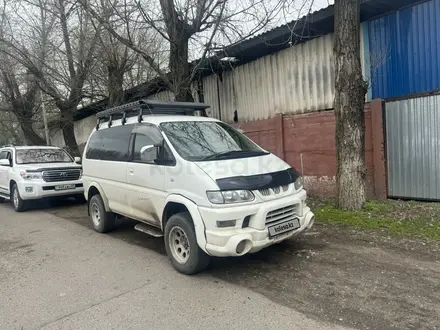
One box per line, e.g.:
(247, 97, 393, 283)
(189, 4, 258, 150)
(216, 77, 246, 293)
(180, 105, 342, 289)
(82, 100, 315, 274)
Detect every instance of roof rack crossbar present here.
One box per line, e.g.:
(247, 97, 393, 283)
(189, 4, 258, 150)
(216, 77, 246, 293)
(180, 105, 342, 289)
(96, 99, 210, 120)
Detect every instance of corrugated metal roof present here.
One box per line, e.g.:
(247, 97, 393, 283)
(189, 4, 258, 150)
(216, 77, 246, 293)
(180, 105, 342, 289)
(216, 0, 424, 64)
(368, 0, 440, 99)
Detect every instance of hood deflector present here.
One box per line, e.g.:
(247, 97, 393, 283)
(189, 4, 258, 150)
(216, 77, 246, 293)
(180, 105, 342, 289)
(216, 168, 299, 191)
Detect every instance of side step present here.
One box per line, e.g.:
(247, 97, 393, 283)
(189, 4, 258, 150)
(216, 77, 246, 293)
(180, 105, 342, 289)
(0, 192, 10, 200)
(134, 223, 164, 237)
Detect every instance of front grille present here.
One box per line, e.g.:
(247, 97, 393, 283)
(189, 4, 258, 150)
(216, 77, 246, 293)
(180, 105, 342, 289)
(266, 205, 296, 225)
(259, 185, 289, 197)
(42, 169, 81, 182)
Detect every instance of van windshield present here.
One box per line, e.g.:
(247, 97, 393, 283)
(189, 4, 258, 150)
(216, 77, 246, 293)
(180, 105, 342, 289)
(16, 148, 73, 164)
(160, 121, 268, 161)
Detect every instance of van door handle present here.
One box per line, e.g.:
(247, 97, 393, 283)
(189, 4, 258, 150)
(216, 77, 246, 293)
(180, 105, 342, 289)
(129, 169, 134, 175)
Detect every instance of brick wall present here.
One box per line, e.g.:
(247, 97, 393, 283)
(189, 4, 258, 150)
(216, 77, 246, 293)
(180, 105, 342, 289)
(236, 100, 386, 199)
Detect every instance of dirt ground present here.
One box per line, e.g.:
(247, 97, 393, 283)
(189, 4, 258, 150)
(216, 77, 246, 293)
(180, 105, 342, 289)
(39, 199, 440, 330)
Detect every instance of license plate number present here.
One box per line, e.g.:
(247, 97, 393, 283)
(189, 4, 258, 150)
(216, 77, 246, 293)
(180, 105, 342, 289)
(55, 184, 76, 191)
(268, 218, 300, 238)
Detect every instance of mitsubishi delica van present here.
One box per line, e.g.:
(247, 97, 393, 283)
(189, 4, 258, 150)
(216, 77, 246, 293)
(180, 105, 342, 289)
(82, 100, 315, 274)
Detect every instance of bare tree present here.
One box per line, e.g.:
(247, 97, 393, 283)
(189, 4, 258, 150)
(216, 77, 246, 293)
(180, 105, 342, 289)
(87, 0, 162, 107)
(0, 0, 102, 155)
(0, 1, 46, 145)
(0, 110, 22, 144)
(0, 62, 46, 145)
(79, 0, 286, 102)
(333, 0, 368, 210)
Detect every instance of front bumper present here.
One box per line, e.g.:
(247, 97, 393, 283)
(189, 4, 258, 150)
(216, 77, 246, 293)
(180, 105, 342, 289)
(198, 190, 315, 257)
(17, 180, 84, 200)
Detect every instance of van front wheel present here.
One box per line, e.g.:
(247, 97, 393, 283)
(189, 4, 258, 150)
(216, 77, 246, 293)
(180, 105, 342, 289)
(164, 212, 210, 275)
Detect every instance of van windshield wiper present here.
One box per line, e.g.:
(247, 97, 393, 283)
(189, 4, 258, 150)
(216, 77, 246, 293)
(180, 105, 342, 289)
(201, 150, 267, 160)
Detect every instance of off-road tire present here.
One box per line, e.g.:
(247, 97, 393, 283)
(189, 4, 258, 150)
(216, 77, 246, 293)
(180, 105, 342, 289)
(164, 212, 210, 275)
(89, 194, 115, 233)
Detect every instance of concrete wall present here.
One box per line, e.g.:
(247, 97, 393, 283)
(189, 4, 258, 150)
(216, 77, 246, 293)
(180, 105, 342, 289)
(50, 115, 96, 153)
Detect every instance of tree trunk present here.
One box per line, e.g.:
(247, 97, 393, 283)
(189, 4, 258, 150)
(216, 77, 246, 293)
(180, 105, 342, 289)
(60, 108, 80, 156)
(107, 65, 125, 107)
(169, 37, 194, 102)
(18, 116, 46, 145)
(334, 0, 368, 210)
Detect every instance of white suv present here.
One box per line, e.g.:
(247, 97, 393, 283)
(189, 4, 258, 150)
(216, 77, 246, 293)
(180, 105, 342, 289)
(82, 100, 315, 274)
(0, 146, 84, 212)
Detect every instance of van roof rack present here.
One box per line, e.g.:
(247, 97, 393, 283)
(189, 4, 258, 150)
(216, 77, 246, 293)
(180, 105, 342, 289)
(95, 99, 210, 129)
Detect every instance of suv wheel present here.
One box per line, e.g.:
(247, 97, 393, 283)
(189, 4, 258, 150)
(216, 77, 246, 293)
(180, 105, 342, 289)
(164, 212, 210, 275)
(89, 194, 115, 233)
(11, 184, 28, 212)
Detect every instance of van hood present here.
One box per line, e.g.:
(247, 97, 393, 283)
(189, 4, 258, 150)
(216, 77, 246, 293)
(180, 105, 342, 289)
(194, 153, 290, 182)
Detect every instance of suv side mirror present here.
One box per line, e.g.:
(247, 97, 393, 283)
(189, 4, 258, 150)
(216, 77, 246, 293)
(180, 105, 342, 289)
(0, 159, 11, 166)
(74, 156, 81, 164)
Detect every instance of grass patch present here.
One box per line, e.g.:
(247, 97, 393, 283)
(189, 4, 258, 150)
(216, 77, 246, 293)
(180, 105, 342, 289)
(311, 198, 440, 241)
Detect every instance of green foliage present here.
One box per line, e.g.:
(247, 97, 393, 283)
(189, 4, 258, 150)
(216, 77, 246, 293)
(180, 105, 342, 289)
(314, 200, 440, 241)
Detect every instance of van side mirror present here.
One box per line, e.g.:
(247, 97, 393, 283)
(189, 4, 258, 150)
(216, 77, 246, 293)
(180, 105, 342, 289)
(140, 145, 155, 155)
(140, 145, 157, 162)
(74, 157, 82, 164)
(0, 159, 11, 166)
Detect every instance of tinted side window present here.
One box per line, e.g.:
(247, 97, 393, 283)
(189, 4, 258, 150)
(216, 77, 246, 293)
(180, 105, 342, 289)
(0, 151, 5, 159)
(86, 125, 134, 161)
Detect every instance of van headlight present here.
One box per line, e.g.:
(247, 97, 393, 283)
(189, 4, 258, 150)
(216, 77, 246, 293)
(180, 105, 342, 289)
(294, 176, 304, 190)
(207, 190, 255, 204)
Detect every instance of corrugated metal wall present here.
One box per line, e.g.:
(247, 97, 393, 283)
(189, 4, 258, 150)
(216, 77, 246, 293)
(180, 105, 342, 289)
(146, 90, 174, 102)
(367, 0, 440, 99)
(386, 94, 440, 200)
(204, 33, 335, 122)
(147, 83, 201, 103)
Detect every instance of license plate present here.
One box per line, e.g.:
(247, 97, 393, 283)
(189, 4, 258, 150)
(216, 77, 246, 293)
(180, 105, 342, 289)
(268, 218, 300, 238)
(55, 184, 76, 191)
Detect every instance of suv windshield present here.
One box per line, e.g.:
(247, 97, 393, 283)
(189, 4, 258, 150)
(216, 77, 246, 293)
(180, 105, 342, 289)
(160, 121, 268, 161)
(16, 148, 73, 164)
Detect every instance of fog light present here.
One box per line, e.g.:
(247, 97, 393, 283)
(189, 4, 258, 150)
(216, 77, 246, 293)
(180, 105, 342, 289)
(216, 220, 236, 228)
(25, 187, 33, 193)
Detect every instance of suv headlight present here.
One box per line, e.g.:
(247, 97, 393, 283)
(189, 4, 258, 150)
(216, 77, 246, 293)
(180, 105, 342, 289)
(294, 176, 304, 190)
(20, 171, 42, 180)
(207, 190, 255, 204)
